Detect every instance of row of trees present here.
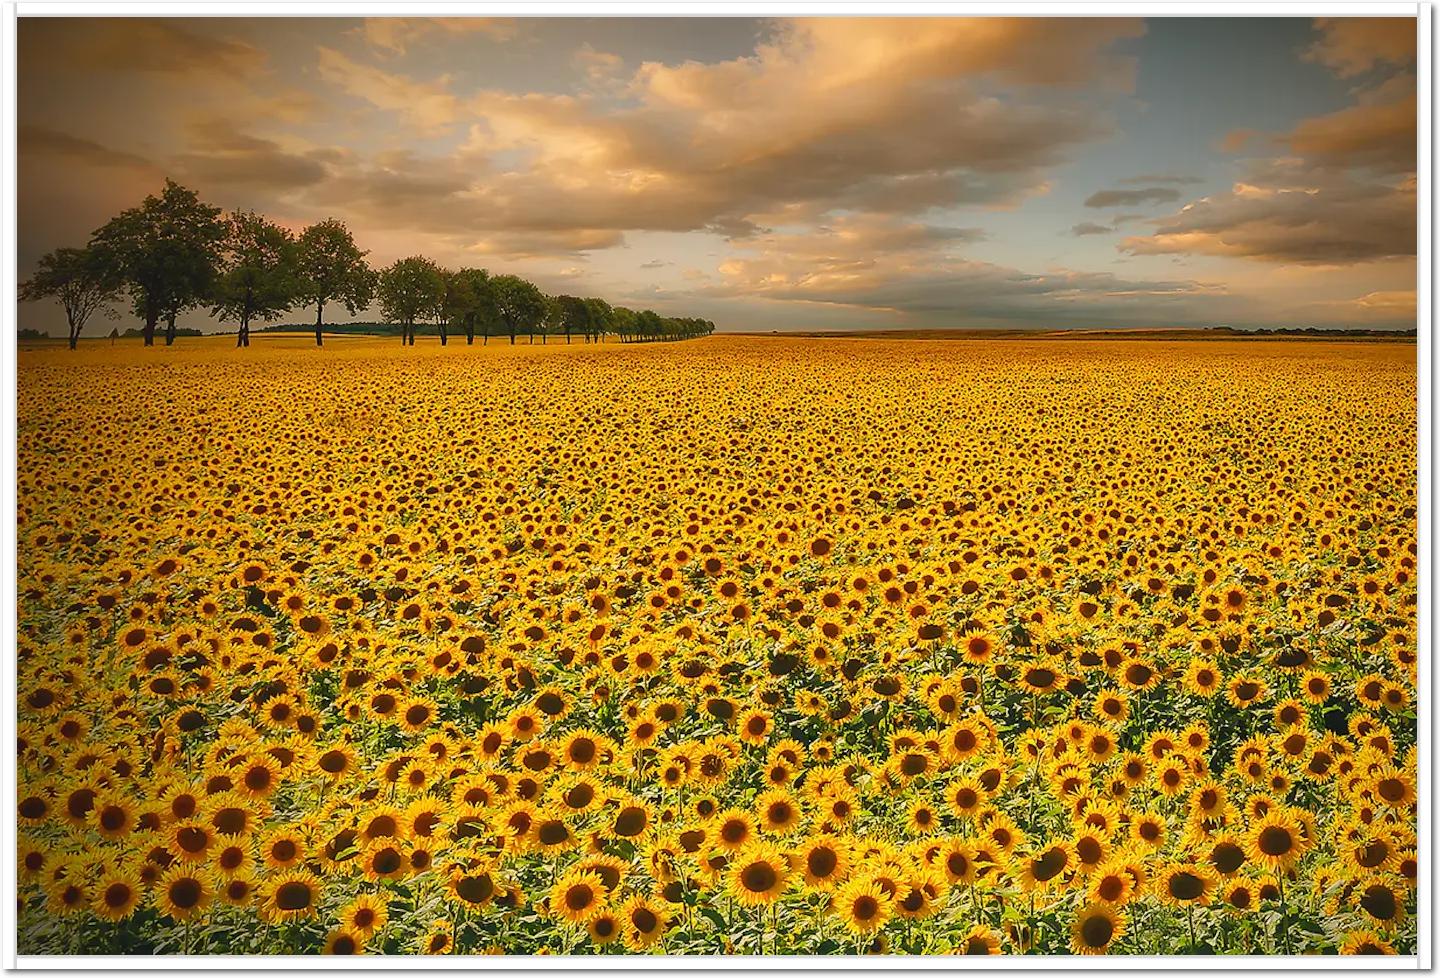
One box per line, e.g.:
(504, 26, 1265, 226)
(19, 180, 716, 349)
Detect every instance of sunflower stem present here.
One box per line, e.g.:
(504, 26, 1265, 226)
(1277, 874, 1293, 955)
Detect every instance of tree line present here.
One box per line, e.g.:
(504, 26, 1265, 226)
(19, 180, 716, 349)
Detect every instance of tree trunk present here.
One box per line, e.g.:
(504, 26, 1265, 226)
(67, 313, 79, 350)
(164, 312, 177, 346)
(439, 322, 448, 346)
(143, 306, 157, 346)
(315, 301, 324, 347)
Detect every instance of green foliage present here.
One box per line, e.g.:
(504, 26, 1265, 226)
(377, 256, 446, 345)
(295, 219, 376, 344)
(490, 274, 548, 343)
(443, 268, 500, 344)
(18, 246, 120, 348)
(88, 179, 226, 345)
(210, 212, 300, 346)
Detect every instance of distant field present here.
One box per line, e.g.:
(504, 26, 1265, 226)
(17, 335, 1417, 955)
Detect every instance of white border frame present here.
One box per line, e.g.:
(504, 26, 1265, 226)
(2, 1, 1431, 971)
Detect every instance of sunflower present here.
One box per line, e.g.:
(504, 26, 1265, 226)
(560, 729, 611, 770)
(1339, 930, 1397, 955)
(92, 793, 136, 840)
(92, 869, 143, 922)
(361, 840, 407, 881)
(1071, 903, 1124, 954)
(1182, 658, 1223, 697)
(1204, 835, 1247, 877)
(416, 919, 454, 955)
(831, 877, 892, 935)
(1156, 863, 1215, 906)
(156, 865, 213, 921)
(321, 927, 363, 955)
(1117, 658, 1161, 692)
(1354, 876, 1407, 928)
(1017, 661, 1066, 696)
(712, 809, 756, 851)
(944, 776, 988, 819)
(728, 842, 789, 906)
(906, 799, 941, 836)
(1342, 829, 1397, 874)
(1017, 840, 1072, 892)
(619, 894, 669, 951)
(737, 708, 773, 745)
(449, 867, 498, 908)
(259, 868, 322, 923)
(261, 827, 306, 869)
(797, 834, 850, 890)
(551, 869, 608, 924)
(1086, 859, 1135, 906)
(1226, 675, 1268, 709)
(956, 924, 1002, 954)
(339, 893, 389, 940)
(1129, 811, 1166, 849)
(1372, 768, 1417, 809)
(1245, 809, 1307, 871)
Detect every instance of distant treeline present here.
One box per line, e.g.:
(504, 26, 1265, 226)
(19, 179, 716, 350)
(1215, 326, 1418, 337)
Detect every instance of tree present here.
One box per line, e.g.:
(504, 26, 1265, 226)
(490, 274, 547, 345)
(582, 297, 612, 343)
(295, 219, 375, 347)
(553, 295, 592, 344)
(636, 309, 663, 343)
(377, 256, 445, 345)
(89, 180, 225, 346)
(611, 306, 638, 342)
(18, 246, 120, 349)
(444, 268, 499, 345)
(211, 211, 298, 347)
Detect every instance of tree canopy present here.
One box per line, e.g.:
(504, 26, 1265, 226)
(89, 179, 226, 346)
(377, 256, 446, 346)
(18, 246, 120, 349)
(210, 211, 299, 348)
(295, 219, 376, 347)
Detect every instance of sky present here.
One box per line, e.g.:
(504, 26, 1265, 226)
(16, 15, 1418, 333)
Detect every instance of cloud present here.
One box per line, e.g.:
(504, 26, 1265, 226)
(310, 18, 1139, 243)
(1084, 187, 1182, 208)
(316, 46, 463, 132)
(1120, 164, 1415, 265)
(173, 120, 328, 191)
(1303, 17, 1415, 78)
(18, 125, 157, 173)
(1121, 173, 1201, 185)
(463, 229, 626, 260)
(1348, 289, 1416, 316)
(27, 18, 266, 78)
(1125, 40, 1415, 269)
(639, 259, 671, 269)
(1281, 76, 1415, 173)
(574, 44, 626, 84)
(1070, 222, 1113, 236)
(354, 18, 518, 57)
(701, 217, 1231, 327)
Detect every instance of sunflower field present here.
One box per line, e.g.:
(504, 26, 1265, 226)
(16, 335, 1417, 956)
